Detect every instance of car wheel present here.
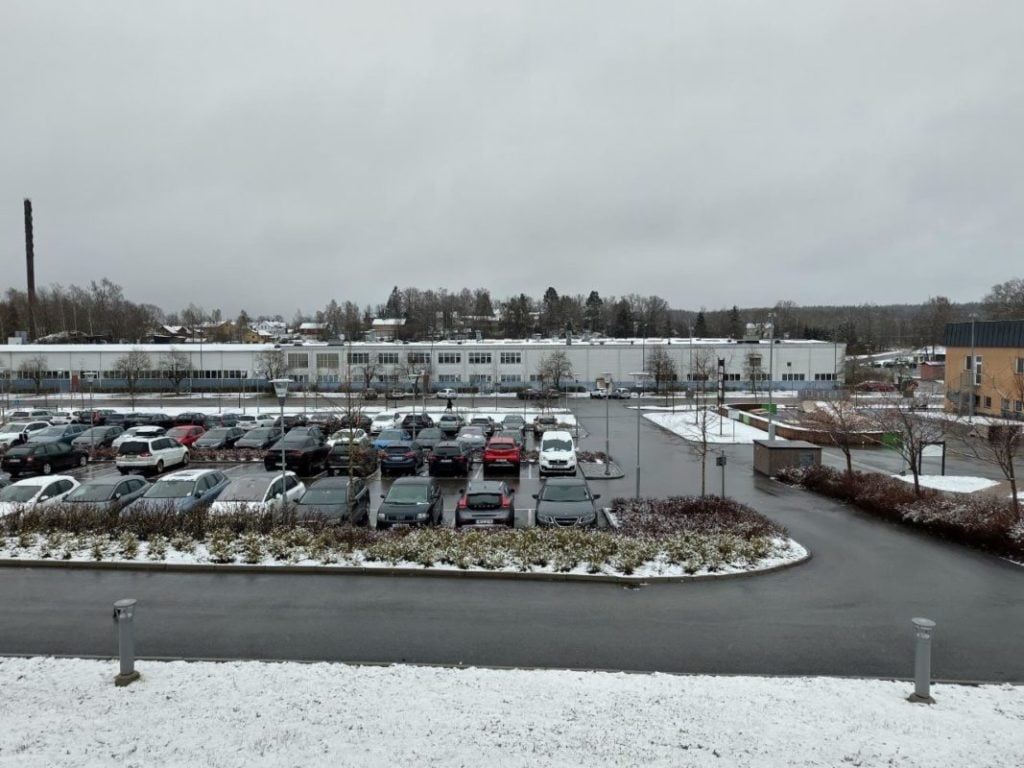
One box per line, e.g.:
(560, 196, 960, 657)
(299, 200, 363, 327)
(118, 469, 129, 476)
(325, 468, 334, 477)
(42, 462, 53, 475)
(155, 460, 164, 474)
(181, 453, 190, 466)
(78, 455, 88, 468)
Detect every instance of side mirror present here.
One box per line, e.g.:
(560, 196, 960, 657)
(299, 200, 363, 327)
(593, 493, 601, 500)
(532, 493, 538, 500)
(380, 493, 386, 499)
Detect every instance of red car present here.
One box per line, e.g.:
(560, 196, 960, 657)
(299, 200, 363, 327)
(482, 436, 522, 473)
(167, 425, 206, 447)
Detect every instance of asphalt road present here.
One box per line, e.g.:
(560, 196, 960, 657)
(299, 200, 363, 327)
(2, 398, 1022, 681)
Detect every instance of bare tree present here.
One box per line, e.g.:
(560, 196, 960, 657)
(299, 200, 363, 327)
(802, 389, 872, 476)
(358, 362, 381, 393)
(537, 351, 574, 390)
(17, 355, 48, 396)
(254, 349, 289, 380)
(688, 351, 717, 496)
(112, 349, 151, 408)
(645, 348, 677, 402)
(867, 392, 949, 496)
(159, 348, 192, 395)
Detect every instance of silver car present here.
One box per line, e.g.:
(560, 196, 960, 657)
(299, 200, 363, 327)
(532, 478, 601, 527)
(455, 425, 487, 451)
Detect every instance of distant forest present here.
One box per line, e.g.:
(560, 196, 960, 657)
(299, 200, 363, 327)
(3, 277, 1023, 355)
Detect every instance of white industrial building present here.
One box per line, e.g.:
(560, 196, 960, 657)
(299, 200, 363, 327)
(0, 337, 845, 394)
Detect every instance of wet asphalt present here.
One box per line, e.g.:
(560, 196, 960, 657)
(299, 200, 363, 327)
(2, 398, 1023, 681)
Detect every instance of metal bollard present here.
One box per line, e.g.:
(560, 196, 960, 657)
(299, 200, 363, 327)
(113, 598, 141, 687)
(908, 617, 936, 704)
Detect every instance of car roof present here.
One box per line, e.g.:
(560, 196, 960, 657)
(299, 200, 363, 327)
(159, 469, 223, 482)
(12, 474, 77, 487)
(541, 477, 589, 487)
(391, 476, 433, 486)
(465, 480, 508, 493)
(308, 476, 354, 489)
(542, 430, 573, 439)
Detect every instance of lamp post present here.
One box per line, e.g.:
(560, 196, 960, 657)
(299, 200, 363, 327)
(604, 372, 612, 476)
(767, 313, 775, 440)
(271, 379, 290, 496)
(968, 313, 977, 420)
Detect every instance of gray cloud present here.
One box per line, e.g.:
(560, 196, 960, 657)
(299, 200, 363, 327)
(2, 0, 1021, 316)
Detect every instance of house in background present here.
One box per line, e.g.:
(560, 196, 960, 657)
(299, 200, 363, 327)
(944, 319, 1024, 419)
(371, 318, 405, 341)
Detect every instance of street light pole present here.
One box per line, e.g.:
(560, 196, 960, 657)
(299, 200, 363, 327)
(767, 313, 775, 440)
(272, 378, 290, 500)
(604, 372, 612, 476)
(968, 313, 977, 419)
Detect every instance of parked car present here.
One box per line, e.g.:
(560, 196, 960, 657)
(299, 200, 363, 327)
(455, 480, 515, 528)
(532, 414, 558, 438)
(111, 425, 167, 449)
(427, 440, 474, 477)
(361, 388, 378, 400)
(338, 412, 372, 433)
(209, 472, 306, 516)
(327, 428, 368, 447)
(532, 477, 601, 528)
(125, 469, 230, 514)
(369, 412, 402, 435)
(482, 436, 522, 473)
(287, 425, 325, 441)
(63, 476, 149, 511)
(538, 430, 577, 477)
(516, 388, 544, 400)
(9, 409, 56, 421)
(495, 429, 525, 449)
(26, 424, 87, 444)
(115, 435, 190, 475)
(373, 428, 411, 451)
(263, 433, 329, 475)
(1, 441, 88, 477)
(400, 413, 434, 437)
(252, 414, 278, 429)
(413, 427, 444, 453)
(501, 414, 527, 434)
(380, 441, 425, 475)
(326, 437, 379, 477)
(0, 421, 52, 450)
(436, 387, 458, 400)
(0, 475, 80, 518)
(167, 425, 206, 447)
(610, 388, 633, 400)
(104, 413, 129, 430)
(235, 427, 284, 450)
(47, 411, 75, 425)
(174, 412, 207, 426)
(273, 414, 309, 432)
(589, 388, 609, 399)
(455, 425, 487, 452)
(468, 416, 496, 438)
(231, 414, 259, 431)
(193, 427, 246, 449)
(375, 476, 443, 529)
(294, 476, 370, 525)
(437, 413, 464, 436)
(70, 426, 124, 450)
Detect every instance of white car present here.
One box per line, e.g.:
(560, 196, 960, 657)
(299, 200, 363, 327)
(231, 414, 259, 431)
(252, 414, 277, 429)
(115, 435, 190, 475)
(538, 430, 577, 477)
(111, 425, 167, 449)
(0, 421, 52, 450)
(47, 411, 75, 425)
(369, 412, 403, 435)
(0, 475, 80, 518)
(436, 388, 458, 400)
(327, 428, 368, 447)
(209, 472, 306, 515)
(8, 409, 55, 421)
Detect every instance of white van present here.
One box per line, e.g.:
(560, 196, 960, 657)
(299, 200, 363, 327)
(538, 430, 577, 477)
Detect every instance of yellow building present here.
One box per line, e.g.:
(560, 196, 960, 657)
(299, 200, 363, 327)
(944, 320, 1024, 418)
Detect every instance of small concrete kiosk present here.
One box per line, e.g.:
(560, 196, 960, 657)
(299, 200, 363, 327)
(752, 439, 822, 477)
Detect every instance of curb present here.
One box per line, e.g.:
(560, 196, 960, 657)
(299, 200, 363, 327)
(579, 461, 625, 479)
(0, 546, 811, 584)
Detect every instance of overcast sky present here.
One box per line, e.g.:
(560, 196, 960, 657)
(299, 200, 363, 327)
(2, 1, 1021, 317)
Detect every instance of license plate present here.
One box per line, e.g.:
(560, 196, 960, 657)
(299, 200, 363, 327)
(440, 458, 452, 463)
(7, 458, 20, 463)
(476, 520, 493, 525)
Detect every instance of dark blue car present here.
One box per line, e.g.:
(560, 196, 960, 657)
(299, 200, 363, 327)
(124, 469, 231, 515)
(380, 441, 424, 475)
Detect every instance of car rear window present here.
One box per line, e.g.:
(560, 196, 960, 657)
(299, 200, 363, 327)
(466, 493, 502, 509)
(433, 445, 462, 456)
(118, 441, 151, 455)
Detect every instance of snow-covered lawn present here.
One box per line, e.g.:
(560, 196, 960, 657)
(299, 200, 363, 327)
(645, 410, 767, 444)
(1, 657, 1020, 768)
(891, 475, 1001, 494)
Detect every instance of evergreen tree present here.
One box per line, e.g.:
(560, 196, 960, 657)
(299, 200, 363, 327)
(584, 291, 604, 331)
(693, 311, 708, 338)
(727, 306, 742, 339)
(383, 287, 403, 319)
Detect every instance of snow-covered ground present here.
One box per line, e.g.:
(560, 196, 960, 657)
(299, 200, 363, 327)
(1, 657, 1020, 767)
(644, 410, 767, 444)
(891, 474, 1001, 494)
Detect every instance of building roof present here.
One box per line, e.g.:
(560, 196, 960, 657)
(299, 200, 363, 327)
(945, 320, 1024, 348)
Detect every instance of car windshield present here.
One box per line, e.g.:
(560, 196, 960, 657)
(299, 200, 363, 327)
(378, 430, 404, 440)
(1, 422, 30, 433)
(167, 428, 191, 437)
(66, 483, 117, 502)
(77, 428, 109, 439)
(203, 429, 231, 438)
(219, 477, 272, 502)
(0, 485, 41, 502)
(33, 426, 68, 437)
(459, 427, 483, 436)
(384, 484, 429, 504)
(540, 484, 590, 502)
(466, 493, 502, 509)
(489, 440, 515, 449)
(433, 445, 462, 456)
(542, 438, 573, 452)
(504, 417, 524, 425)
(298, 487, 346, 505)
(276, 435, 314, 448)
(118, 441, 152, 455)
(246, 428, 278, 439)
(143, 480, 196, 499)
(417, 429, 442, 440)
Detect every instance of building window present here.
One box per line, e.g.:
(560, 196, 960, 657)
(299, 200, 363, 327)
(287, 353, 308, 369)
(315, 353, 338, 370)
(437, 352, 461, 365)
(500, 374, 522, 383)
(469, 373, 492, 384)
(500, 352, 521, 365)
(782, 373, 805, 381)
(814, 373, 836, 381)
(1017, 357, 1024, 375)
(407, 352, 430, 365)
(377, 352, 399, 365)
(1016, 401, 1023, 413)
(747, 355, 762, 369)
(975, 356, 982, 385)
(984, 396, 992, 409)
(347, 352, 369, 365)
(1002, 398, 1011, 411)
(468, 352, 492, 365)
(438, 373, 462, 383)
(722, 373, 741, 381)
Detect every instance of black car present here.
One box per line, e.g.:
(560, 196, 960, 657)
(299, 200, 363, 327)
(376, 476, 443, 529)
(274, 414, 308, 432)
(71, 426, 124, 450)
(235, 427, 284, 450)
(533, 477, 601, 527)
(427, 440, 474, 477)
(294, 476, 370, 525)
(326, 439, 379, 477)
(501, 414, 528, 434)
(174, 411, 207, 426)
(338, 413, 372, 432)
(264, 433, 329, 475)
(516, 388, 544, 400)
(193, 427, 246, 449)
(1, 441, 88, 477)
(400, 413, 434, 437)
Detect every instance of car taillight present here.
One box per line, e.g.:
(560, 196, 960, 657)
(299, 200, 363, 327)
(457, 499, 467, 509)
(139, 452, 151, 458)
(288, 450, 304, 456)
(502, 498, 512, 508)
(405, 452, 416, 458)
